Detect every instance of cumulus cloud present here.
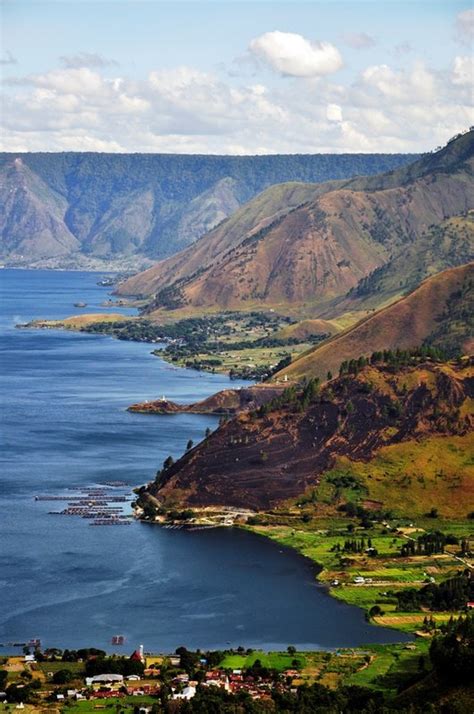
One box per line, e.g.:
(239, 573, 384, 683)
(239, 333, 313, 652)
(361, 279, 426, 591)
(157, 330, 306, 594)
(455, 9, 474, 46)
(361, 62, 436, 103)
(59, 52, 119, 69)
(326, 103, 342, 122)
(1, 52, 472, 154)
(452, 55, 474, 85)
(0, 50, 17, 66)
(341, 32, 375, 50)
(249, 31, 343, 77)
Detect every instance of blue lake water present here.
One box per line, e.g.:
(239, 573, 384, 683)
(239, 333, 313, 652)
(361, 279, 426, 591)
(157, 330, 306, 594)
(0, 269, 408, 652)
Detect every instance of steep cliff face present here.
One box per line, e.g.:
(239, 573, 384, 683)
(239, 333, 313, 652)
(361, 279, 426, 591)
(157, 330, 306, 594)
(0, 151, 415, 268)
(144, 360, 473, 511)
(118, 131, 474, 315)
(0, 158, 79, 261)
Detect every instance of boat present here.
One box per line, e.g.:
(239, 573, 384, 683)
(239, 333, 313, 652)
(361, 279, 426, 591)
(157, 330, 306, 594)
(74, 302, 87, 308)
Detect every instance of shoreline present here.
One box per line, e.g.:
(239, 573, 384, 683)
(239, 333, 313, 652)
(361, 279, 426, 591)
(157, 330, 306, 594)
(134, 509, 412, 646)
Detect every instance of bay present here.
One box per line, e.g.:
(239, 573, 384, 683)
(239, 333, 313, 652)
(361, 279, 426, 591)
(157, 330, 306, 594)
(0, 269, 408, 651)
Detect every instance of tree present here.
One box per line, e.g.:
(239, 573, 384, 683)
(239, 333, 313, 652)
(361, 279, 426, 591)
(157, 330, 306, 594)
(163, 455, 174, 470)
(430, 614, 474, 684)
(287, 645, 296, 655)
(52, 669, 74, 684)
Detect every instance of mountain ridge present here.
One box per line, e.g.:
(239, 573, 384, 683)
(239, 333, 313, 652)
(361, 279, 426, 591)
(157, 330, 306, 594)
(0, 151, 417, 269)
(118, 130, 474, 317)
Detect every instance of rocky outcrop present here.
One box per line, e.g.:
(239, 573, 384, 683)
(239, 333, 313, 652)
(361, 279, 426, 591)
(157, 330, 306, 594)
(128, 385, 287, 415)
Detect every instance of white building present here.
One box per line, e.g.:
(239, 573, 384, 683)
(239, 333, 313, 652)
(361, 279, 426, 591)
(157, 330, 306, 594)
(173, 685, 196, 700)
(85, 674, 124, 686)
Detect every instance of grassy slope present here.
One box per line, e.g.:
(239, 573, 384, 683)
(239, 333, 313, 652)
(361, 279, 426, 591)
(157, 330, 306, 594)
(277, 263, 474, 381)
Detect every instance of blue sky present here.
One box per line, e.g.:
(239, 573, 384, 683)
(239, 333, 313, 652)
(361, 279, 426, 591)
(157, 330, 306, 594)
(1, 1, 473, 153)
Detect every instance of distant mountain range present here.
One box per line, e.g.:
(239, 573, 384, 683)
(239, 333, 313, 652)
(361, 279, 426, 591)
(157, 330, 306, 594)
(118, 130, 473, 318)
(0, 152, 417, 270)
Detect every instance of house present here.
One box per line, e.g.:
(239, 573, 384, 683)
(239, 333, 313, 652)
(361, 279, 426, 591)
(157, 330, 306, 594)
(172, 685, 196, 700)
(353, 576, 365, 584)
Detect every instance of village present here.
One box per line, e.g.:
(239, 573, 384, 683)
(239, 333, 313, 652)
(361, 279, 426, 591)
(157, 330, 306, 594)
(0, 643, 309, 709)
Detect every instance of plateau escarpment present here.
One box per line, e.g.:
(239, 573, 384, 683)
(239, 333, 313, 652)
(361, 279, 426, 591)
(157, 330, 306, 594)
(0, 151, 415, 269)
(141, 357, 473, 512)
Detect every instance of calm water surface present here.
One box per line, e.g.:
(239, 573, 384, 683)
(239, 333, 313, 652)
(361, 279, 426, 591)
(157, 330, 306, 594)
(0, 269, 408, 651)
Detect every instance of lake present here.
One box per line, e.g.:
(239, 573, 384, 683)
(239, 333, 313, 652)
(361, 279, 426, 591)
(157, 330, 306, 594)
(0, 269, 408, 652)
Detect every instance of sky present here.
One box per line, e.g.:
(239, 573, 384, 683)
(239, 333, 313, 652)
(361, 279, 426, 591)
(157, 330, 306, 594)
(1, 0, 473, 154)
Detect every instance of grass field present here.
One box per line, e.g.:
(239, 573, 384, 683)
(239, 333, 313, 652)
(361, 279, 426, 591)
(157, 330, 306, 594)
(219, 651, 306, 671)
(330, 435, 474, 518)
(65, 695, 158, 713)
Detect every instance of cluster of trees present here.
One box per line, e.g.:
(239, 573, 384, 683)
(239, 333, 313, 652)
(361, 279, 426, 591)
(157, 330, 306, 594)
(163, 681, 406, 713)
(33, 647, 106, 662)
(430, 613, 474, 684)
(335, 537, 376, 555)
(84, 656, 145, 677)
(337, 502, 393, 530)
(399, 531, 458, 557)
(395, 572, 473, 612)
(257, 378, 320, 418)
(338, 346, 451, 377)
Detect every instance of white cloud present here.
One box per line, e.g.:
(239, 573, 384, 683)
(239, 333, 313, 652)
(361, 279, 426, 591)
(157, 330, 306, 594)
(452, 55, 474, 85)
(326, 103, 342, 122)
(455, 9, 474, 46)
(249, 31, 343, 77)
(361, 62, 436, 103)
(342, 33, 375, 50)
(1, 53, 472, 154)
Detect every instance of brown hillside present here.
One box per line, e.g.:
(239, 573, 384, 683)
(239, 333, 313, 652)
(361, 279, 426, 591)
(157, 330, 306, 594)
(116, 182, 319, 298)
(144, 360, 473, 511)
(117, 131, 474, 315)
(277, 263, 474, 382)
(275, 318, 340, 341)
